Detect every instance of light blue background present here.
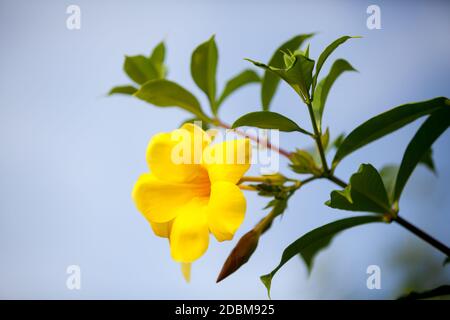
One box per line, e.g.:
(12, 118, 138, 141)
(1, 0, 449, 299)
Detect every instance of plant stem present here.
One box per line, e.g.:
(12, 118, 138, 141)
(327, 174, 347, 188)
(239, 185, 258, 191)
(326, 173, 450, 257)
(216, 120, 293, 158)
(217, 111, 450, 257)
(306, 102, 330, 173)
(302, 100, 450, 257)
(394, 216, 450, 256)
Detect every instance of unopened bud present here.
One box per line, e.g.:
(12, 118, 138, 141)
(216, 229, 260, 283)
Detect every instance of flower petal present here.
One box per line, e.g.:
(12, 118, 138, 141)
(181, 263, 191, 282)
(170, 198, 210, 262)
(149, 220, 173, 238)
(146, 125, 210, 183)
(132, 174, 209, 223)
(202, 138, 251, 184)
(207, 181, 246, 242)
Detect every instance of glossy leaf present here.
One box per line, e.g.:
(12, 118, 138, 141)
(333, 97, 449, 167)
(419, 148, 436, 174)
(379, 165, 399, 203)
(394, 109, 450, 201)
(321, 127, 330, 150)
(325, 164, 391, 214)
(217, 69, 260, 108)
(326, 133, 345, 153)
(247, 54, 315, 103)
(232, 111, 310, 134)
(134, 79, 210, 122)
(191, 36, 218, 112)
(312, 59, 357, 128)
(260, 216, 383, 297)
(123, 55, 159, 84)
(261, 34, 314, 110)
(108, 85, 138, 96)
(312, 36, 359, 92)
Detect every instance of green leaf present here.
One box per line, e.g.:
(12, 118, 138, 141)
(379, 165, 399, 203)
(134, 79, 210, 122)
(444, 257, 450, 266)
(325, 164, 391, 214)
(217, 69, 260, 108)
(191, 35, 218, 113)
(108, 85, 138, 96)
(326, 133, 345, 153)
(289, 149, 321, 175)
(247, 54, 315, 103)
(394, 108, 450, 201)
(261, 34, 314, 110)
(398, 285, 450, 300)
(149, 41, 167, 78)
(260, 215, 383, 297)
(312, 59, 357, 128)
(312, 36, 360, 92)
(333, 97, 449, 167)
(321, 127, 330, 150)
(419, 148, 436, 174)
(232, 111, 310, 134)
(123, 55, 159, 85)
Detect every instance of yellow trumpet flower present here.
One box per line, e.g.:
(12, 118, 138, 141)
(132, 123, 251, 270)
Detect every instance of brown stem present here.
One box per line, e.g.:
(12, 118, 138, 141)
(327, 174, 450, 257)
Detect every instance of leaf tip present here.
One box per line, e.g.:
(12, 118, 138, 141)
(260, 274, 272, 299)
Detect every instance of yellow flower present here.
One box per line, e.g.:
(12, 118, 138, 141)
(132, 123, 251, 264)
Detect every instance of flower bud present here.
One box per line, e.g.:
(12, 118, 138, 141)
(216, 229, 260, 283)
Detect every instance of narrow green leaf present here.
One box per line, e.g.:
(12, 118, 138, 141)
(191, 35, 218, 113)
(123, 55, 159, 84)
(134, 79, 210, 122)
(444, 257, 450, 266)
(394, 109, 450, 201)
(247, 54, 315, 103)
(326, 133, 345, 153)
(325, 164, 391, 214)
(217, 69, 260, 108)
(232, 111, 310, 134)
(312, 59, 357, 128)
(333, 97, 449, 167)
(261, 34, 314, 110)
(398, 285, 450, 300)
(149, 41, 165, 66)
(419, 148, 436, 174)
(149, 41, 166, 78)
(108, 85, 138, 96)
(312, 36, 360, 92)
(260, 216, 383, 297)
(379, 165, 399, 203)
(321, 128, 330, 150)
